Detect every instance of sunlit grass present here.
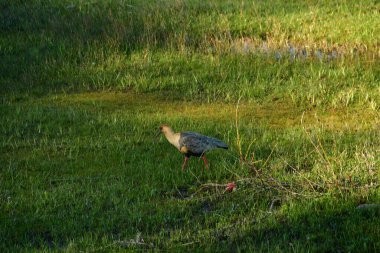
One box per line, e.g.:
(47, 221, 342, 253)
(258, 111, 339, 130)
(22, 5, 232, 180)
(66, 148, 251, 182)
(1, 92, 379, 251)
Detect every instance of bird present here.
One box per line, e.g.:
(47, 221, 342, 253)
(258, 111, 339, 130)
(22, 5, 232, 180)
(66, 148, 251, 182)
(158, 124, 228, 171)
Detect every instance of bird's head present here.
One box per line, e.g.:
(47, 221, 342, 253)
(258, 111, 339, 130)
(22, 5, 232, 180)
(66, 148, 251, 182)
(157, 124, 172, 136)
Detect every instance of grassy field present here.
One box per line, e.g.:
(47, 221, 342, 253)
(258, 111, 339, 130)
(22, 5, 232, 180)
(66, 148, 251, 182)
(1, 0, 380, 251)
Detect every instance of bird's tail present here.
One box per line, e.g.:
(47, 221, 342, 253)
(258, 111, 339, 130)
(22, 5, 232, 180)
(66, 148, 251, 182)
(212, 138, 228, 149)
(218, 143, 228, 149)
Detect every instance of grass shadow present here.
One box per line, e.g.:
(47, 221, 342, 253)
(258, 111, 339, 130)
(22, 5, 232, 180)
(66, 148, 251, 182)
(205, 198, 380, 252)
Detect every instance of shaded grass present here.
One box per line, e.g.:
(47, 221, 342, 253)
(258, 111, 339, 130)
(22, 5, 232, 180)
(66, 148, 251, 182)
(2, 0, 379, 49)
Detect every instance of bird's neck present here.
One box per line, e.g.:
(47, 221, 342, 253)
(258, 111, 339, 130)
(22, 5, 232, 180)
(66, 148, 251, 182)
(164, 129, 180, 149)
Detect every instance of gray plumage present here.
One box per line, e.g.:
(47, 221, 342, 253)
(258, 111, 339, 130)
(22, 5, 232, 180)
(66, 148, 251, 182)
(179, 131, 228, 157)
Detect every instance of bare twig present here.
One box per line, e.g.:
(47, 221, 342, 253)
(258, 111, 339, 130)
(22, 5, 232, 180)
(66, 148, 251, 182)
(235, 96, 243, 160)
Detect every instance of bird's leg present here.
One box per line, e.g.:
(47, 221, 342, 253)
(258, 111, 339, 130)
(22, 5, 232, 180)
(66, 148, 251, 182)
(202, 155, 209, 171)
(182, 156, 189, 172)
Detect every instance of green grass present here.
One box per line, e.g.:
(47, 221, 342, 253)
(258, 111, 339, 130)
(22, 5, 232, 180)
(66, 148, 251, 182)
(1, 0, 380, 251)
(1, 0, 379, 105)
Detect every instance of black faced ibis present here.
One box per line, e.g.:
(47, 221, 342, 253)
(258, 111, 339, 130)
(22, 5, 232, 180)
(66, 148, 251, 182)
(158, 125, 228, 171)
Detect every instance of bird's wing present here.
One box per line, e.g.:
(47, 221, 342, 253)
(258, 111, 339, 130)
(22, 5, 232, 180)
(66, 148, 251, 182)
(179, 132, 210, 155)
(179, 132, 227, 155)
